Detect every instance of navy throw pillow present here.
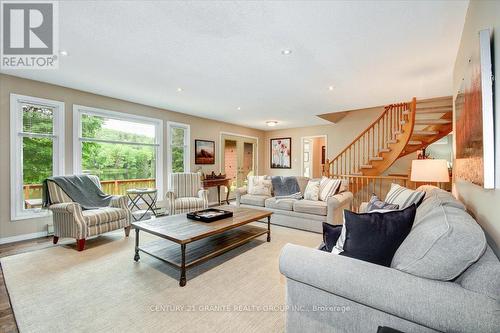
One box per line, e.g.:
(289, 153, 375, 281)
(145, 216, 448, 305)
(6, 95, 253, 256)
(340, 205, 416, 266)
(319, 223, 342, 252)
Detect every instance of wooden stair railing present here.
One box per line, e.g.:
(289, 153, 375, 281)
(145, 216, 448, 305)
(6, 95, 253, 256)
(323, 98, 417, 177)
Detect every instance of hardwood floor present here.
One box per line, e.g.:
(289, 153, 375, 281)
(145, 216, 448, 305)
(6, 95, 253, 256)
(0, 236, 70, 333)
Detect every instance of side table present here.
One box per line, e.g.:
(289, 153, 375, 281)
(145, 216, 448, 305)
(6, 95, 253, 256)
(202, 178, 231, 205)
(127, 188, 159, 221)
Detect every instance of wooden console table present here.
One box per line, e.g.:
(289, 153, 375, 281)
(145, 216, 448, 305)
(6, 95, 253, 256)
(202, 178, 231, 205)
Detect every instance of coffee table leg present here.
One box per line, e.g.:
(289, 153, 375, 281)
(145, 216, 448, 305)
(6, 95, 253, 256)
(267, 216, 271, 242)
(134, 228, 140, 262)
(180, 243, 187, 287)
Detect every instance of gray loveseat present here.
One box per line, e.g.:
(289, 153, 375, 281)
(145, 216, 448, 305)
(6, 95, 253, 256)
(279, 186, 500, 332)
(235, 176, 353, 233)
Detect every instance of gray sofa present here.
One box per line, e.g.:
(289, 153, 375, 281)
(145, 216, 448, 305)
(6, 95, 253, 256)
(279, 186, 500, 332)
(235, 176, 353, 233)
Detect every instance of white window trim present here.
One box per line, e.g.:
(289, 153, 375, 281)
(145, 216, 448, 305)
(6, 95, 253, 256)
(10, 94, 65, 221)
(72, 105, 164, 198)
(166, 121, 191, 181)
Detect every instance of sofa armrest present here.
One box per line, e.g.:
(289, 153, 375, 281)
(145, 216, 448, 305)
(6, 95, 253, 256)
(49, 202, 88, 239)
(165, 191, 176, 215)
(198, 189, 209, 208)
(326, 191, 353, 225)
(279, 244, 499, 333)
(109, 195, 129, 210)
(235, 187, 247, 206)
(109, 195, 132, 224)
(49, 202, 82, 215)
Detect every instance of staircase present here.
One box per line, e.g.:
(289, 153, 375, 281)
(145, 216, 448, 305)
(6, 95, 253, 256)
(323, 96, 453, 177)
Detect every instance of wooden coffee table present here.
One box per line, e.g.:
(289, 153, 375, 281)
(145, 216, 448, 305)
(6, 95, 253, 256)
(132, 206, 272, 286)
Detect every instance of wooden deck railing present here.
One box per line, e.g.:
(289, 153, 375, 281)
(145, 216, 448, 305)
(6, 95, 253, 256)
(333, 174, 415, 212)
(23, 178, 156, 208)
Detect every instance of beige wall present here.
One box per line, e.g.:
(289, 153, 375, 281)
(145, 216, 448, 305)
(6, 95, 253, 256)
(0, 74, 265, 240)
(264, 107, 384, 176)
(452, 0, 500, 254)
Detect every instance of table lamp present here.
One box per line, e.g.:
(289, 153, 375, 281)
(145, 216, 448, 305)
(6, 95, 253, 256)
(410, 159, 450, 184)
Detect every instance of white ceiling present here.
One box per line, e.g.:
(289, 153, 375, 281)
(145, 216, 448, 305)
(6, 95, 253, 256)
(2, 0, 468, 130)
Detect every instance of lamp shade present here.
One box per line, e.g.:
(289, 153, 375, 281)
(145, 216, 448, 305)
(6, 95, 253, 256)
(410, 159, 450, 183)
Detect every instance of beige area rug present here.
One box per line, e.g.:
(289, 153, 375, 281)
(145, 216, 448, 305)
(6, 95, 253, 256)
(1, 223, 321, 333)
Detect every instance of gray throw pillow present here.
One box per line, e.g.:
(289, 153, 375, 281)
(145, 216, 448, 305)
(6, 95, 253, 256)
(366, 194, 399, 212)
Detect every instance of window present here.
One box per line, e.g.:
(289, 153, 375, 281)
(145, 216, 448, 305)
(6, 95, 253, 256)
(73, 105, 163, 197)
(167, 121, 190, 174)
(10, 94, 65, 220)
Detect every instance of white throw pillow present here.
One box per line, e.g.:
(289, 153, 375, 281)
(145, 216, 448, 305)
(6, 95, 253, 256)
(384, 183, 425, 209)
(303, 180, 320, 201)
(319, 177, 342, 201)
(247, 175, 268, 194)
(249, 179, 272, 196)
(332, 211, 347, 255)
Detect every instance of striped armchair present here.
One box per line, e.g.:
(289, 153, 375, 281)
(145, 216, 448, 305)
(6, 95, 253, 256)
(47, 175, 132, 251)
(166, 173, 209, 215)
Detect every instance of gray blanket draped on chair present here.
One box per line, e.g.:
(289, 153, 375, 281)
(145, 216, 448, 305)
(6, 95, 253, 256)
(42, 175, 112, 210)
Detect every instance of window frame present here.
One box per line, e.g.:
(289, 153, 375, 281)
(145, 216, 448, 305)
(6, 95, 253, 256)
(72, 105, 164, 198)
(166, 121, 191, 177)
(10, 94, 65, 221)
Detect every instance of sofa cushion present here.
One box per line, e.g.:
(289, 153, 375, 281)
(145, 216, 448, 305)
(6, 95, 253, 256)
(391, 205, 486, 280)
(455, 246, 500, 300)
(339, 205, 416, 267)
(240, 194, 271, 207)
(295, 176, 310, 195)
(271, 176, 301, 196)
(338, 179, 349, 193)
(247, 175, 270, 195)
(366, 195, 399, 212)
(174, 197, 206, 211)
(249, 179, 272, 196)
(319, 223, 343, 252)
(415, 188, 465, 224)
(384, 183, 425, 209)
(319, 177, 342, 201)
(303, 180, 320, 201)
(293, 199, 327, 216)
(264, 197, 294, 211)
(82, 207, 128, 226)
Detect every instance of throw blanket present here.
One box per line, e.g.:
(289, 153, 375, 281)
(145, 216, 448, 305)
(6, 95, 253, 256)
(271, 176, 301, 197)
(42, 175, 112, 210)
(275, 192, 303, 203)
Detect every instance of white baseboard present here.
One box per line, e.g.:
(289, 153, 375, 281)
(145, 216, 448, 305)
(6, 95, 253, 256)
(0, 231, 48, 245)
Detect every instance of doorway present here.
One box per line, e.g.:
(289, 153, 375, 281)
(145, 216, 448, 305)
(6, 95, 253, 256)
(301, 135, 327, 178)
(220, 133, 258, 198)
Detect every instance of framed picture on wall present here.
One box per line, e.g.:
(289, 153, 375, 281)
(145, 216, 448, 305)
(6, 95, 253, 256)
(195, 140, 215, 164)
(270, 137, 291, 169)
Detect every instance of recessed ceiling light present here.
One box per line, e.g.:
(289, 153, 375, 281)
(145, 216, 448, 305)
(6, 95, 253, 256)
(237, 106, 241, 110)
(176, 88, 183, 92)
(266, 121, 278, 127)
(328, 86, 334, 91)
(281, 49, 292, 55)
(59, 50, 68, 56)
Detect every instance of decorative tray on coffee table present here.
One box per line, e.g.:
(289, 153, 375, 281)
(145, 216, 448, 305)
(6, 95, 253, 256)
(187, 209, 233, 222)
